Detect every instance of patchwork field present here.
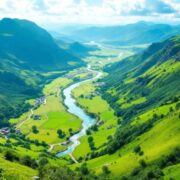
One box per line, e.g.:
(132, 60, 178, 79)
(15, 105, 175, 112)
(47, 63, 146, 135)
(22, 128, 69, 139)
(13, 77, 82, 145)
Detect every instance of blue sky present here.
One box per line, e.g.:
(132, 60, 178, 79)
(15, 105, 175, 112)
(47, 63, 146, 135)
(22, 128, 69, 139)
(0, 0, 179, 26)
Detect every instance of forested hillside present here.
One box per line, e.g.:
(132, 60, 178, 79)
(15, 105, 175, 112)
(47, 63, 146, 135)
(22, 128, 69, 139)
(0, 18, 84, 126)
(101, 35, 180, 121)
(72, 35, 180, 179)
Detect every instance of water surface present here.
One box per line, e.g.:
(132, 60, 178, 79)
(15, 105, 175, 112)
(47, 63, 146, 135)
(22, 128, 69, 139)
(57, 66, 102, 157)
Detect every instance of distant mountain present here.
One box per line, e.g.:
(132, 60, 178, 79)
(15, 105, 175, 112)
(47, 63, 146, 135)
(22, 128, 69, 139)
(0, 18, 84, 71)
(102, 35, 180, 119)
(70, 21, 180, 45)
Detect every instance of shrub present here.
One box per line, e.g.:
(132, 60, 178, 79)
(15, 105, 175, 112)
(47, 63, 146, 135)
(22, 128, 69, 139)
(102, 165, 110, 174)
(21, 155, 38, 169)
(32, 125, 39, 134)
(133, 145, 141, 154)
(139, 159, 147, 168)
(4, 150, 19, 162)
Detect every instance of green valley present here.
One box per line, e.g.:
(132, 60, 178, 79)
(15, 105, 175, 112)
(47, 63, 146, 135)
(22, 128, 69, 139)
(0, 14, 179, 180)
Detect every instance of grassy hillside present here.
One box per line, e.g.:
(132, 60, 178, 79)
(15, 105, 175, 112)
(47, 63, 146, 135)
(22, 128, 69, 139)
(67, 35, 180, 179)
(101, 35, 180, 121)
(0, 18, 84, 71)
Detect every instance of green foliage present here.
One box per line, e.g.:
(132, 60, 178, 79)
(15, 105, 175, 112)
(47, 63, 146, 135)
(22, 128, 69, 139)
(32, 125, 39, 134)
(57, 129, 66, 139)
(4, 150, 19, 162)
(102, 165, 111, 175)
(39, 165, 77, 180)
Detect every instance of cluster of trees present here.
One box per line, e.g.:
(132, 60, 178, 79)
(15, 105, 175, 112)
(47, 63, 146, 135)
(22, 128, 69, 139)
(86, 124, 98, 135)
(87, 136, 96, 150)
(82, 116, 159, 161)
(32, 125, 39, 134)
(4, 150, 39, 169)
(106, 119, 154, 154)
(0, 102, 30, 128)
(57, 129, 66, 139)
(133, 145, 144, 156)
(7, 133, 48, 149)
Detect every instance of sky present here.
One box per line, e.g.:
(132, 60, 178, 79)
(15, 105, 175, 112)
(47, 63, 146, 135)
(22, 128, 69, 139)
(0, 0, 180, 27)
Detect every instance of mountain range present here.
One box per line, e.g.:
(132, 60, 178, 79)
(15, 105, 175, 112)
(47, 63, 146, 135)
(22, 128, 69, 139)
(69, 21, 180, 45)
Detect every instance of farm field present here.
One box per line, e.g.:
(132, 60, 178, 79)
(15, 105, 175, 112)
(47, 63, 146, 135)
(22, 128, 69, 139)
(12, 75, 82, 145)
(72, 80, 118, 159)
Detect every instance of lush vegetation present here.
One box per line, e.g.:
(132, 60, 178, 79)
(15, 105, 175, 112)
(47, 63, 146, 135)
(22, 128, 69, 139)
(0, 17, 179, 179)
(0, 18, 85, 127)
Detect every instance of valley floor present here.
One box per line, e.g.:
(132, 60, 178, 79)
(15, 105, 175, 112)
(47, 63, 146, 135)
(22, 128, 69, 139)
(0, 43, 179, 179)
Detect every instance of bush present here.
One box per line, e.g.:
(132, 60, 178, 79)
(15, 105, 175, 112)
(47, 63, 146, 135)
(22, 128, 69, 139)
(39, 164, 77, 179)
(21, 155, 38, 169)
(32, 125, 39, 134)
(38, 157, 49, 167)
(139, 159, 147, 168)
(134, 145, 141, 154)
(4, 150, 19, 162)
(79, 163, 89, 175)
(57, 129, 66, 139)
(102, 165, 110, 174)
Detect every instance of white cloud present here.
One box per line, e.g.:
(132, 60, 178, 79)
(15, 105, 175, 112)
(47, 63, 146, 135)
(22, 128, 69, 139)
(0, 0, 179, 26)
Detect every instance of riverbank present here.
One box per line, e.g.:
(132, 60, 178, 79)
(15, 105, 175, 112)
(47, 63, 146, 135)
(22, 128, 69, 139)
(57, 66, 103, 157)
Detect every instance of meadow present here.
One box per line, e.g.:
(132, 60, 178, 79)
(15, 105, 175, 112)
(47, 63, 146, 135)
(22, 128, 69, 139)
(72, 80, 118, 159)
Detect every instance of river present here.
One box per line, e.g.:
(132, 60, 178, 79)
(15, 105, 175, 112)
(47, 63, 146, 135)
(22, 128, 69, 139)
(57, 65, 103, 157)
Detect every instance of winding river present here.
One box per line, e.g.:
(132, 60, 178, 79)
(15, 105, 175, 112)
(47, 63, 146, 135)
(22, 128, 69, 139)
(57, 65, 103, 157)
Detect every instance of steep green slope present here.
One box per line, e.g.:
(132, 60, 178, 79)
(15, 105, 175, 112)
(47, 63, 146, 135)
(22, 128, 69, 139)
(0, 18, 84, 71)
(101, 35, 180, 121)
(69, 35, 180, 179)
(0, 18, 85, 126)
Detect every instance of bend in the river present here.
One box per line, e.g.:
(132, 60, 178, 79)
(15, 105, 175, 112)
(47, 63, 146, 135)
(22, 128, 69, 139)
(57, 65, 103, 157)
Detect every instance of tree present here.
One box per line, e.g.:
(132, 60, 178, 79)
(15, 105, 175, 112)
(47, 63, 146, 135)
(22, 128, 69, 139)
(133, 145, 141, 154)
(39, 165, 77, 180)
(4, 150, 19, 162)
(79, 163, 89, 175)
(139, 159, 146, 168)
(21, 155, 38, 169)
(88, 136, 93, 143)
(32, 125, 39, 134)
(39, 157, 49, 167)
(57, 129, 66, 139)
(87, 136, 95, 150)
(68, 128, 73, 135)
(102, 165, 110, 174)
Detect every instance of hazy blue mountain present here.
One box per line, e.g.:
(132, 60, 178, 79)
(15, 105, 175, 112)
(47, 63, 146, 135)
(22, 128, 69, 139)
(70, 21, 180, 45)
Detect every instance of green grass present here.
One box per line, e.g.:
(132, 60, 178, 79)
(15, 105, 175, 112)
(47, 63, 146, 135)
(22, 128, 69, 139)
(121, 97, 147, 109)
(132, 102, 178, 125)
(72, 81, 118, 159)
(0, 156, 37, 179)
(163, 163, 180, 180)
(16, 77, 81, 144)
(51, 145, 67, 154)
(73, 110, 180, 178)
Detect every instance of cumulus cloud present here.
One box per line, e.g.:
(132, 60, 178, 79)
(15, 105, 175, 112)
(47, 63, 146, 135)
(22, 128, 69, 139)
(0, 0, 179, 26)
